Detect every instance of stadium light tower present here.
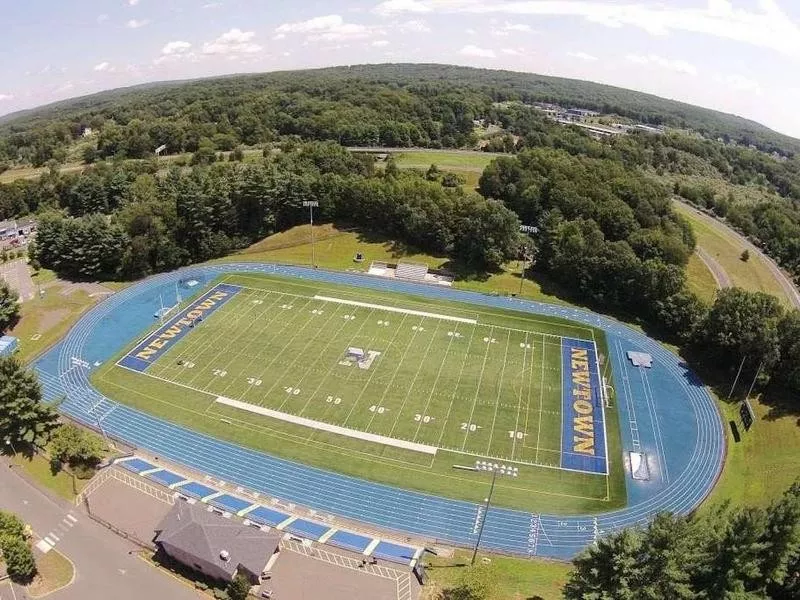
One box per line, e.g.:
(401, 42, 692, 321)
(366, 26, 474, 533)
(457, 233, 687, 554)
(458, 461, 519, 565)
(518, 225, 539, 296)
(302, 200, 320, 268)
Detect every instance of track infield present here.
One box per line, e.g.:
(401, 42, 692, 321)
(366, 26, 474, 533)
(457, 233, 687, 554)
(93, 273, 624, 514)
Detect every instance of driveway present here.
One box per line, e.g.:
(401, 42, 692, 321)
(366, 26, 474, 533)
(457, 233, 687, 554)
(0, 461, 199, 600)
(696, 247, 732, 289)
(0, 259, 34, 302)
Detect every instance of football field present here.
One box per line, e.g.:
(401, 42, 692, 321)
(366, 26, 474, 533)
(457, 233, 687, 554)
(96, 273, 623, 512)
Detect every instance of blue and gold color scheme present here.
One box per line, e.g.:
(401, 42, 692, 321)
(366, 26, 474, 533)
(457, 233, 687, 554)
(118, 283, 241, 372)
(560, 338, 607, 474)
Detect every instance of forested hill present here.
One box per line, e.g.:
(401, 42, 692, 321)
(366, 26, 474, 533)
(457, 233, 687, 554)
(1, 63, 797, 160)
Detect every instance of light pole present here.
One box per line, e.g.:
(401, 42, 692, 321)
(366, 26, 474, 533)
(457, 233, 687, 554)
(518, 225, 539, 297)
(303, 200, 319, 268)
(5, 438, 16, 456)
(459, 461, 519, 565)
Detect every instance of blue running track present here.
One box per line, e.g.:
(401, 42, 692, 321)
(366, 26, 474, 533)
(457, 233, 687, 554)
(34, 263, 725, 560)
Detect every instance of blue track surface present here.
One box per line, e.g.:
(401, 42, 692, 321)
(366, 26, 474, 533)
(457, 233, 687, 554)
(34, 263, 725, 559)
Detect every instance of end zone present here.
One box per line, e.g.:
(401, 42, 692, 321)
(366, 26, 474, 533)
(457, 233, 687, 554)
(118, 283, 242, 372)
(560, 338, 608, 474)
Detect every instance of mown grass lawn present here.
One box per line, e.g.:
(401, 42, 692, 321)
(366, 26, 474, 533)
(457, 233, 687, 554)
(26, 548, 74, 598)
(10, 452, 85, 500)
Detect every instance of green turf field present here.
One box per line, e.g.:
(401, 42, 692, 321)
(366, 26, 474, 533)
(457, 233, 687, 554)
(94, 273, 625, 513)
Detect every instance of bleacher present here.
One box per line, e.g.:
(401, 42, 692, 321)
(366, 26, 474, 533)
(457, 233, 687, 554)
(395, 262, 428, 282)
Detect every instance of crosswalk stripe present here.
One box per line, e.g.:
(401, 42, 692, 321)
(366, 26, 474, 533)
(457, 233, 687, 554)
(43, 536, 54, 546)
(66, 514, 77, 523)
(49, 533, 59, 542)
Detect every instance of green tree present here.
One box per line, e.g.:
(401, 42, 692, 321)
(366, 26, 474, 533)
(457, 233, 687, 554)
(0, 511, 26, 539)
(226, 574, 251, 600)
(741, 249, 750, 262)
(0, 535, 37, 582)
(564, 528, 643, 600)
(763, 483, 800, 597)
(0, 280, 20, 333)
(0, 356, 60, 448)
(49, 423, 106, 469)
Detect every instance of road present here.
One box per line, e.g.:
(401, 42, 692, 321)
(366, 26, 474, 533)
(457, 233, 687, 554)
(696, 247, 732, 289)
(0, 259, 34, 302)
(0, 460, 199, 600)
(675, 199, 800, 308)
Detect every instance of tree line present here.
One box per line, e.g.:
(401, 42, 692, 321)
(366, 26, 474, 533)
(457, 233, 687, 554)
(13, 142, 520, 280)
(479, 149, 800, 406)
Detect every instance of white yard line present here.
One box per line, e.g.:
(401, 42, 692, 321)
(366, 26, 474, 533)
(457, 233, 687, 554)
(459, 326, 494, 452)
(435, 324, 478, 449)
(411, 324, 460, 442)
(214, 396, 438, 455)
(314, 295, 477, 324)
(388, 319, 444, 437)
(484, 331, 512, 455)
(534, 333, 550, 464)
(510, 333, 530, 460)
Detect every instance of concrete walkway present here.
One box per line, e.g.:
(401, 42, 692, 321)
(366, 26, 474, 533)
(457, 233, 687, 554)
(0, 460, 200, 600)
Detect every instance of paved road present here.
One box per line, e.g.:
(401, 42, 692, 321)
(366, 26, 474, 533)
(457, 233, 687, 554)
(696, 247, 732, 289)
(0, 460, 199, 600)
(675, 199, 800, 308)
(0, 259, 34, 302)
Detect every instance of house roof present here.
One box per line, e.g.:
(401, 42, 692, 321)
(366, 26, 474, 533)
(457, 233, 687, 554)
(0, 220, 15, 231)
(154, 501, 280, 578)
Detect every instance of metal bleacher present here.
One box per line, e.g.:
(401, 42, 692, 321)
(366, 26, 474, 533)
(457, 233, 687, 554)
(114, 456, 423, 567)
(395, 262, 428, 282)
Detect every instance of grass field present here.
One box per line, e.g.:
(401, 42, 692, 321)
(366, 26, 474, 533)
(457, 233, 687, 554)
(393, 150, 498, 190)
(94, 273, 624, 514)
(673, 201, 788, 301)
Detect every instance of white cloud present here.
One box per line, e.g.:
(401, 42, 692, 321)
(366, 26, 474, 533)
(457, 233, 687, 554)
(273, 33, 286, 40)
(161, 41, 192, 55)
(374, 0, 431, 16)
(399, 19, 431, 33)
(465, 28, 476, 35)
(93, 61, 111, 72)
(625, 53, 698, 75)
(459, 44, 496, 58)
(0, 94, 13, 101)
(97, 14, 109, 23)
(276, 15, 377, 42)
(567, 51, 597, 61)
(715, 73, 762, 94)
(128, 0, 140, 5)
(54, 82, 74, 93)
(126, 19, 149, 29)
(203, 2, 222, 7)
(202, 28, 262, 55)
(491, 21, 532, 35)
(501, 47, 523, 55)
(372, 39, 390, 47)
(378, 0, 800, 59)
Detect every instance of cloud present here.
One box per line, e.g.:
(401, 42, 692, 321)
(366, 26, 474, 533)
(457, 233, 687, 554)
(374, 0, 431, 16)
(501, 47, 523, 55)
(459, 44, 496, 58)
(128, 0, 140, 5)
(491, 21, 533, 36)
(465, 28, 476, 35)
(97, 14, 109, 23)
(202, 28, 262, 55)
(0, 94, 13, 101)
(276, 14, 377, 42)
(567, 51, 597, 61)
(399, 19, 431, 33)
(372, 39, 390, 47)
(161, 41, 192, 55)
(126, 19, 149, 28)
(377, 0, 800, 59)
(203, 2, 222, 7)
(625, 53, 698, 75)
(715, 73, 762, 94)
(93, 61, 111, 72)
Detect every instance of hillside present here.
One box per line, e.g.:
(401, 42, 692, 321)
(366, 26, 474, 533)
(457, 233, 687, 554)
(1, 63, 798, 162)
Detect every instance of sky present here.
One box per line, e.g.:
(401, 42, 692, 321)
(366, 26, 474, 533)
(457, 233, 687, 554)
(2, 0, 800, 138)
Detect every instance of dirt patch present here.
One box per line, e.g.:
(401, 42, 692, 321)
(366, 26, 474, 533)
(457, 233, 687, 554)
(37, 307, 71, 333)
(243, 223, 351, 254)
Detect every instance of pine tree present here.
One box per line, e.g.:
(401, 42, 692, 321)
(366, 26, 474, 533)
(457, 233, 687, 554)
(0, 356, 60, 448)
(564, 528, 643, 600)
(635, 513, 698, 600)
(763, 482, 800, 598)
(0, 280, 19, 333)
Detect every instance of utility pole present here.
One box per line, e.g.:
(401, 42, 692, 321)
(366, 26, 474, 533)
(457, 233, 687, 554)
(457, 461, 519, 565)
(518, 225, 539, 297)
(303, 200, 319, 268)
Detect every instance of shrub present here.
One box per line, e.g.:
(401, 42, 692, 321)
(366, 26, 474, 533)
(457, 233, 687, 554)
(0, 535, 37, 582)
